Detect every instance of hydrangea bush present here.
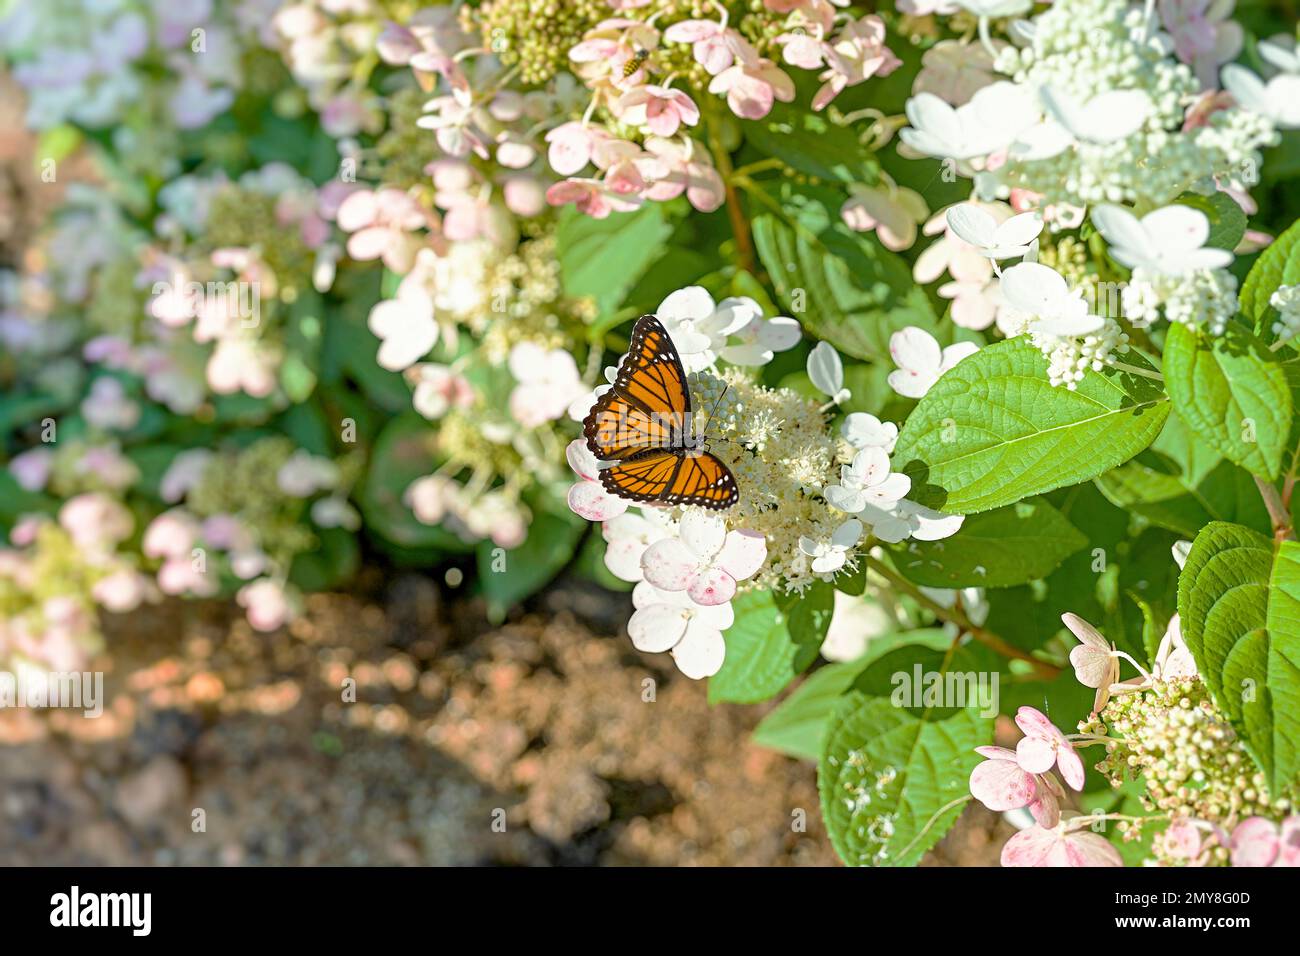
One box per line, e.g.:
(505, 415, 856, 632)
(3, 0, 1300, 866)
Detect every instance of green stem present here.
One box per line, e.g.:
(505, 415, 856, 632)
(863, 555, 1061, 680)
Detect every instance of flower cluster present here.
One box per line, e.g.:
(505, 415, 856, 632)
(142, 437, 359, 631)
(565, 285, 963, 678)
(374, 1, 903, 221)
(1, 497, 152, 672)
(0, 0, 282, 172)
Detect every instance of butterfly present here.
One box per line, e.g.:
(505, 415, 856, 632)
(583, 314, 739, 510)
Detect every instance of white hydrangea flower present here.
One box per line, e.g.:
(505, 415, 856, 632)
(799, 518, 864, 574)
(628, 582, 732, 679)
(1090, 204, 1233, 276)
(1269, 284, 1300, 342)
(825, 447, 911, 514)
(656, 287, 798, 372)
(887, 327, 980, 399)
(841, 413, 898, 452)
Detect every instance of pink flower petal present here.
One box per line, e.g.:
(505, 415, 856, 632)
(1055, 744, 1086, 791)
(567, 480, 627, 522)
(687, 566, 736, 606)
(1015, 736, 1056, 775)
(1231, 817, 1280, 867)
(969, 758, 1036, 811)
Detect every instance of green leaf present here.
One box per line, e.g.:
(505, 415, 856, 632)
(709, 583, 833, 704)
(744, 101, 877, 184)
(556, 204, 671, 319)
(1241, 217, 1300, 332)
(1265, 541, 1300, 794)
(751, 182, 938, 362)
(893, 497, 1087, 588)
(1163, 322, 1293, 479)
(477, 511, 585, 623)
(752, 660, 865, 761)
(893, 338, 1170, 514)
(1176, 522, 1300, 792)
(1095, 415, 1271, 537)
(819, 694, 990, 866)
(752, 629, 951, 760)
(1176, 191, 1247, 251)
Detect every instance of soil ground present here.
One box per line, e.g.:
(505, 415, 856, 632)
(0, 573, 1010, 866)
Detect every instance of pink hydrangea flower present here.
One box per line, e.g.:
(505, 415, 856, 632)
(1001, 816, 1124, 867)
(335, 187, 428, 274)
(238, 579, 294, 632)
(969, 745, 1066, 827)
(1014, 706, 1086, 790)
(411, 363, 474, 420)
(545, 122, 608, 176)
(58, 493, 133, 552)
(707, 39, 795, 119)
(545, 177, 642, 219)
(841, 183, 928, 251)
(1229, 816, 1300, 867)
(508, 343, 587, 428)
(641, 511, 766, 605)
(9, 447, 53, 492)
(616, 85, 701, 137)
(663, 19, 736, 75)
(1159, 0, 1244, 90)
(565, 439, 629, 522)
(812, 15, 901, 111)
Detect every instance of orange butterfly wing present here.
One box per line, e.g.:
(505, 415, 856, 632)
(584, 314, 739, 511)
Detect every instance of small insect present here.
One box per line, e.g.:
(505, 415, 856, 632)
(623, 47, 650, 78)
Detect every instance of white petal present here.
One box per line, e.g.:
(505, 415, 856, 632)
(714, 529, 767, 581)
(831, 518, 863, 549)
(940, 341, 980, 374)
(657, 286, 715, 323)
(679, 509, 727, 559)
(1142, 205, 1210, 255)
(628, 604, 690, 653)
(757, 316, 801, 351)
(565, 439, 598, 480)
(995, 211, 1044, 248)
(945, 203, 997, 250)
(671, 620, 726, 678)
(999, 261, 1068, 317)
(807, 341, 844, 397)
(889, 326, 942, 375)
(641, 538, 698, 591)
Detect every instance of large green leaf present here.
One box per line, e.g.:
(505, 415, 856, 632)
(892, 497, 1086, 587)
(892, 338, 1169, 514)
(819, 693, 990, 866)
(555, 204, 671, 319)
(709, 583, 834, 704)
(752, 629, 950, 760)
(1240, 218, 1300, 332)
(1095, 415, 1271, 537)
(1266, 541, 1300, 792)
(1163, 322, 1292, 480)
(750, 182, 938, 362)
(1177, 523, 1300, 792)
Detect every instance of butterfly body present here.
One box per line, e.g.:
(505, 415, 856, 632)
(583, 315, 739, 510)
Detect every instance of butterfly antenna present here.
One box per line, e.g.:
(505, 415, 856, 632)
(699, 382, 730, 444)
